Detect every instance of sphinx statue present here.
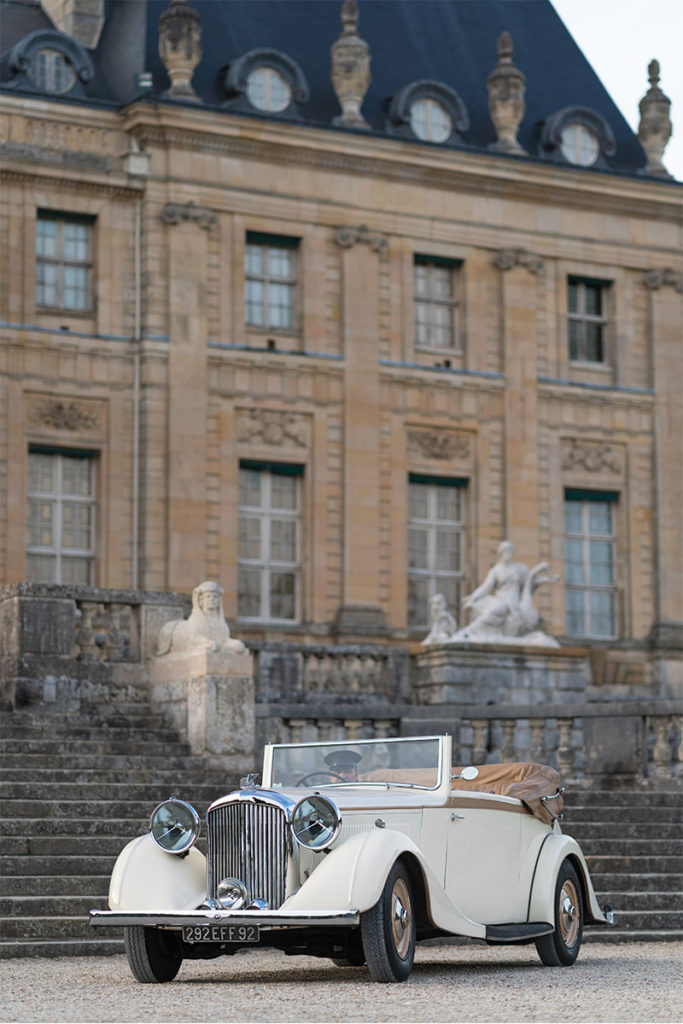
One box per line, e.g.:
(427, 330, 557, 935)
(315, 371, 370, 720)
(452, 541, 560, 646)
(157, 581, 246, 656)
(421, 592, 458, 644)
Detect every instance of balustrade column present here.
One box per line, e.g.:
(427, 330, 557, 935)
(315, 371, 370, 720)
(556, 717, 575, 776)
(652, 715, 673, 778)
(471, 719, 488, 765)
(529, 718, 546, 763)
(500, 719, 516, 762)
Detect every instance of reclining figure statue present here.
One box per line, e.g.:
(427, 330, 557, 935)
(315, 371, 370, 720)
(157, 580, 246, 656)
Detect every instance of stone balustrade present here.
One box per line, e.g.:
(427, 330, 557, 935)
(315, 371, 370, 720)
(252, 643, 410, 704)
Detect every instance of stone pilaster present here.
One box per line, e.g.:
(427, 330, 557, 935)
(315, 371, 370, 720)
(644, 269, 683, 682)
(334, 225, 388, 635)
(164, 202, 214, 590)
(495, 249, 543, 568)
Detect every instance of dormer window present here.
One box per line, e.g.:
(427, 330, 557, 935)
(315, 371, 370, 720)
(246, 67, 291, 113)
(410, 98, 452, 143)
(560, 123, 600, 167)
(28, 49, 75, 94)
(386, 80, 469, 146)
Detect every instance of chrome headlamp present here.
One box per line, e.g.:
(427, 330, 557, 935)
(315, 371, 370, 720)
(149, 799, 200, 855)
(291, 794, 341, 851)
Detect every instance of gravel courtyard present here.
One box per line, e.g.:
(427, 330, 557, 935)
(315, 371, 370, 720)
(1, 941, 681, 1023)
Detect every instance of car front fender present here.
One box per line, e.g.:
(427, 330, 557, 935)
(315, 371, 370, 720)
(108, 833, 207, 912)
(283, 829, 486, 939)
(528, 833, 606, 925)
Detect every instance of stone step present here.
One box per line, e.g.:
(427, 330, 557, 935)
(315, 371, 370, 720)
(590, 872, 683, 892)
(1, 856, 119, 877)
(594, 891, 683, 910)
(0, 723, 181, 742)
(583, 929, 683, 944)
(0, 895, 109, 917)
(564, 790, 681, 807)
(1, 781, 230, 801)
(600, 909, 683, 931)
(561, 806, 683, 824)
(1, 875, 111, 897)
(572, 838, 683, 857)
(3, 834, 141, 857)
(585, 855, 683, 874)
(0, 818, 146, 837)
(0, 798, 220, 819)
(0, 937, 123, 958)
(0, 766, 233, 786)
(0, 751, 214, 771)
(565, 821, 683, 840)
(0, 915, 100, 941)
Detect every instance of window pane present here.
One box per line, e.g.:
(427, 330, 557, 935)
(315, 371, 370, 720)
(36, 218, 57, 258)
(246, 68, 265, 109)
(245, 244, 263, 276)
(271, 473, 297, 510)
(408, 483, 428, 519)
(62, 456, 92, 497)
(584, 283, 602, 317)
(564, 539, 584, 584)
(28, 453, 56, 493)
(584, 322, 603, 362)
(270, 519, 296, 562)
(564, 501, 583, 534)
(267, 282, 294, 328)
(63, 221, 89, 261)
(588, 502, 612, 535)
(61, 503, 92, 549)
(568, 319, 580, 361)
(590, 590, 615, 636)
(415, 301, 429, 345)
(268, 248, 293, 279)
(438, 576, 459, 613)
(407, 576, 429, 627)
(36, 261, 58, 307)
(414, 265, 428, 297)
(239, 468, 262, 508)
(436, 486, 459, 522)
(566, 589, 584, 634)
(27, 501, 54, 547)
(408, 527, 428, 570)
(589, 540, 614, 584)
(239, 516, 261, 560)
(436, 529, 458, 572)
(270, 572, 296, 619)
(245, 279, 264, 325)
(567, 280, 579, 314)
(61, 556, 91, 585)
(238, 568, 261, 618)
(63, 266, 89, 310)
(26, 553, 57, 583)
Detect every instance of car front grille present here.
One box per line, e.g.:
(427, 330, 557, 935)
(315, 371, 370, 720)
(207, 799, 289, 909)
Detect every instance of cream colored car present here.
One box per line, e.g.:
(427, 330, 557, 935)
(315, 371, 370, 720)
(90, 735, 609, 983)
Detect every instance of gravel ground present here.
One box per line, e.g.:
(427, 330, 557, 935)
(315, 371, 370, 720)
(1, 942, 681, 1023)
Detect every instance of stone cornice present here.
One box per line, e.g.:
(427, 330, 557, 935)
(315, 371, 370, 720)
(119, 103, 683, 222)
(0, 162, 144, 198)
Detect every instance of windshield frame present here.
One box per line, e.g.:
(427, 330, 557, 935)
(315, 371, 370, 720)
(262, 734, 449, 792)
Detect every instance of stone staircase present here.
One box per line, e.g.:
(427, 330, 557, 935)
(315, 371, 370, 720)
(0, 698, 239, 958)
(562, 786, 683, 943)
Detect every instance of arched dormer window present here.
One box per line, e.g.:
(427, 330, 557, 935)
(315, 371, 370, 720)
(223, 48, 309, 118)
(386, 80, 469, 145)
(4, 29, 94, 99)
(538, 107, 616, 169)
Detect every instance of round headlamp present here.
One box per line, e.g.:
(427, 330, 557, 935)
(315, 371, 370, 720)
(217, 877, 249, 910)
(149, 799, 200, 854)
(291, 795, 341, 851)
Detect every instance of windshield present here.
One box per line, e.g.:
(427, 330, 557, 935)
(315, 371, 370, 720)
(267, 736, 442, 789)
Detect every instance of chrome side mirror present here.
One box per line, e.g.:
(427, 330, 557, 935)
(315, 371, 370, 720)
(451, 766, 479, 782)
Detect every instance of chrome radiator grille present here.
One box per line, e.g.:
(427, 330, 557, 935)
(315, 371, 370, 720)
(207, 800, 289, 909)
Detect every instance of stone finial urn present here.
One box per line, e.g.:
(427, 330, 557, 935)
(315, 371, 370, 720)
(159, 0, 202, 102)
(638, 60, 672, 177)
(487, 31, 526, 154)
(330, 0, 371, 129)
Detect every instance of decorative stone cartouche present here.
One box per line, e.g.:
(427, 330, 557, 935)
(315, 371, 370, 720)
(330, 0, 371, 129)
(487, 31, 526, 154)
(638, 60, 672, 177)
(158, 0, 202, 102)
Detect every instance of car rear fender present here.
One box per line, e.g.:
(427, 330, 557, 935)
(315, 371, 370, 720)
(528, 833, 606, 924)
(283, 829, 486, 939)
(108, 833, 207, 912)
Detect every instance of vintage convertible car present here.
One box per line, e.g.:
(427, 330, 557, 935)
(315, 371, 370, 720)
(90, 735, 610, 983)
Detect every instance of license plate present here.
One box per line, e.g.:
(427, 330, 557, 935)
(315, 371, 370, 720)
(182, 924, 260, 944)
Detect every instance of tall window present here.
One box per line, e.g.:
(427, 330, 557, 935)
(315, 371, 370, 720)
(407, 477, 465, 627)
(414, 256, 460, 351)
(568, 277, 608, 363)
(238, 464, 301, 622)
(564, 492, 617, 638)
(26, 450, 96, 585)
(36, 212, 93, 312)
(244, 234, 298, 331)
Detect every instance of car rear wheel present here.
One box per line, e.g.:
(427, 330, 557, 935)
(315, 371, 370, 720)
(360, 862, 416, 982)
(535, 859, 583, 967)
(124, 925, 183, 983)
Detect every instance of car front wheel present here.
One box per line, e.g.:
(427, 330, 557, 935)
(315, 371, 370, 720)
(535, 859, 583, 967)
(124, 925, 183, 983)
(360, 861, 416, 982)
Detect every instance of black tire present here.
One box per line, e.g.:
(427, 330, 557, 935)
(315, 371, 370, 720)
(360, 861, 416, 983)
(535, 859, 583, 967)
(124, 926, 183, 983)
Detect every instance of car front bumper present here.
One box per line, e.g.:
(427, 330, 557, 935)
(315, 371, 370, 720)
(89, 909, 360, 930)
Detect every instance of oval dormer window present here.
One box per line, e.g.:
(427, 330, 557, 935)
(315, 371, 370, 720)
(409, 97, 452, 143)
(28, 48, 75, 94)
(246, 66, 292, 112)
(560, 123, 600, 167)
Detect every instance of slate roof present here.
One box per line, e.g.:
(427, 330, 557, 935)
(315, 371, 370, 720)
(0, 0, 663, 178)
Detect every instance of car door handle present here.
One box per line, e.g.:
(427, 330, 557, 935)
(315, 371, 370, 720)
(450, 813, 465, 821)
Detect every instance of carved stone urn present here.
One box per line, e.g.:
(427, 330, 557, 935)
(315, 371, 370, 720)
(638, 60, 672, 177)
(487, 31, 526, 154)
(330, 0, 371, 129)
(158, 0, 202, 102)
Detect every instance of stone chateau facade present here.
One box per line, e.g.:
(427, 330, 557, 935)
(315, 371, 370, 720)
(0, 0, 681, 693)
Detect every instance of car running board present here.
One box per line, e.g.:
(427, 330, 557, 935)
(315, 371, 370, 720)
(485, 922, 554, 943)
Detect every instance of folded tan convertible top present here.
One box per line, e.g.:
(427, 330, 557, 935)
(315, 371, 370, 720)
(453, 761, 564, 824)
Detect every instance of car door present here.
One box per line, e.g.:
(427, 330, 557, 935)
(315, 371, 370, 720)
(444, 794, 525, 924)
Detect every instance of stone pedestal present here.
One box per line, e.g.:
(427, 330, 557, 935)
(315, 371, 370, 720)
(149, 649, 254, 769)
(413, 642, 591, 705)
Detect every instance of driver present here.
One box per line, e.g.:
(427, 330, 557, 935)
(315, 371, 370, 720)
(323, 749, 362, 782)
